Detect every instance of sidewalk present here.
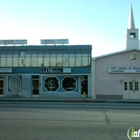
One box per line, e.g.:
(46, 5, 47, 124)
(0, 97, 140, 103)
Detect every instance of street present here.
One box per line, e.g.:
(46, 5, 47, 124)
(0, 102, 140, 140)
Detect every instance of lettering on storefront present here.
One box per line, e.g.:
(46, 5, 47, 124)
(109, 67, 140, 73)
(41, 67, 71, 73)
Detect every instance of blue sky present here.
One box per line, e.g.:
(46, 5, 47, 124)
(0, 0, 139, 56)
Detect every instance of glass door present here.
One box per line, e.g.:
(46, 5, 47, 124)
(80, 76, 88, 95)
(123, 81, 140, 99)
(0, 79, 3, 95)
(32, 76, 39, 96)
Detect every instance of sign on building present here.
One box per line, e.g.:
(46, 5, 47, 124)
(0, 40, 27, 45)
(109, 67, 140, 73)
(41, 67, 71, 73)
(41, 39, 69, 45)
(0, 68, 12, 73)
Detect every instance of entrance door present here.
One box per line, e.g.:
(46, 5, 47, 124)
(32, 76, 39, 96)
(0, 79, 3, 95)
(80, 76, 88, 95)
(123, 81, 140, 99)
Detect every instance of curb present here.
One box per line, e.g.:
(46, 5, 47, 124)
(0, 98, 140, 103)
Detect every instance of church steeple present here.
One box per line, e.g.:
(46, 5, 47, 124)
(128, 5, 135, 29)
(126, 5, 139, 50)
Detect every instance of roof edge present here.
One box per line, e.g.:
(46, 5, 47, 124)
(92, 48, 140, 60)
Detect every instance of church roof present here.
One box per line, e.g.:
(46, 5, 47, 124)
(92, 49, 140, 60)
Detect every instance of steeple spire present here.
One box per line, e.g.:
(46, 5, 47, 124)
(126, 5, 139, 50)
(128, 5, 135, 29)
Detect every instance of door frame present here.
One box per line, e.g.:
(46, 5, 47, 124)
(0, 78, 4, 96)
(32, 76, 40, 97)
(123, 79, 140, 99)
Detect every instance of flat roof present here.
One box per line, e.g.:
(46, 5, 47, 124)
(0, 45, 92, 51)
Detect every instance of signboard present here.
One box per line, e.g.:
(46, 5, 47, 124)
(0, 40, 27, 45)
(41, 39, 68, 44)
(109, 67, 140, 73)
(41, 67, 71, 73)
(0, 68, 12, 73)
(63, 68, 71, 73)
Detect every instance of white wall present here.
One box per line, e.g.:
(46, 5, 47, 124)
(93, 50, 140, 97)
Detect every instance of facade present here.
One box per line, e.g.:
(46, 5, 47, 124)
(0, 45, 92, 98)
(92, 6, 140, 99)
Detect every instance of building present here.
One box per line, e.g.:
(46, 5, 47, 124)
(0, 40, 92, 98)
(92, 6, 140, 99)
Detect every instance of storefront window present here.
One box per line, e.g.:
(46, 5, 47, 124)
(62, 77, 76, 91)
(9, 76, 21, 92)
(44, 77, 59, 91)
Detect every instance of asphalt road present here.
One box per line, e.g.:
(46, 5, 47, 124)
(0, 102, 140, 140)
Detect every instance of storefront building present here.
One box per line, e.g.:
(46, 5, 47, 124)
(0, 44, 92, 97)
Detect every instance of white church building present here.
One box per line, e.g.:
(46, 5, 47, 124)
(92, 6, 140, 99)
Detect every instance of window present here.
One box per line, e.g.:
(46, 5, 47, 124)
(25, 51, 31, 67)
(7, 52, 13, 67)
(13, 51, 19, 67)
(135, 82, 139, 91)
(44, 52, 50, 66)
(130, 33, 136, 38)
(50, 52, 56, 67)
(9, 76, 21, 92)
(56, 52, 62, 67)
(44, 77, 59, 91)
(129, 82, 133, 90)
(1, 52, 6, 67)
(69, 52, 75, 67)
(124, 82, 127, 91)
(38, 51, 44, 66)
(31, 52, 37, 67)
(125, 81, 139, 91)
(82, 51, 89, 66)
(63, 53, 69, 67)
(62, 77, 76, 91)
(76, 52, 82, 66)
(19, 52, 25, 67)
(130, 53, 137, 60)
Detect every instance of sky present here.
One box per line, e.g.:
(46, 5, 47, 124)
(0, 0, 139, 57)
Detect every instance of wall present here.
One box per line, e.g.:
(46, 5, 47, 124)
(94, 50, 140, 98)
